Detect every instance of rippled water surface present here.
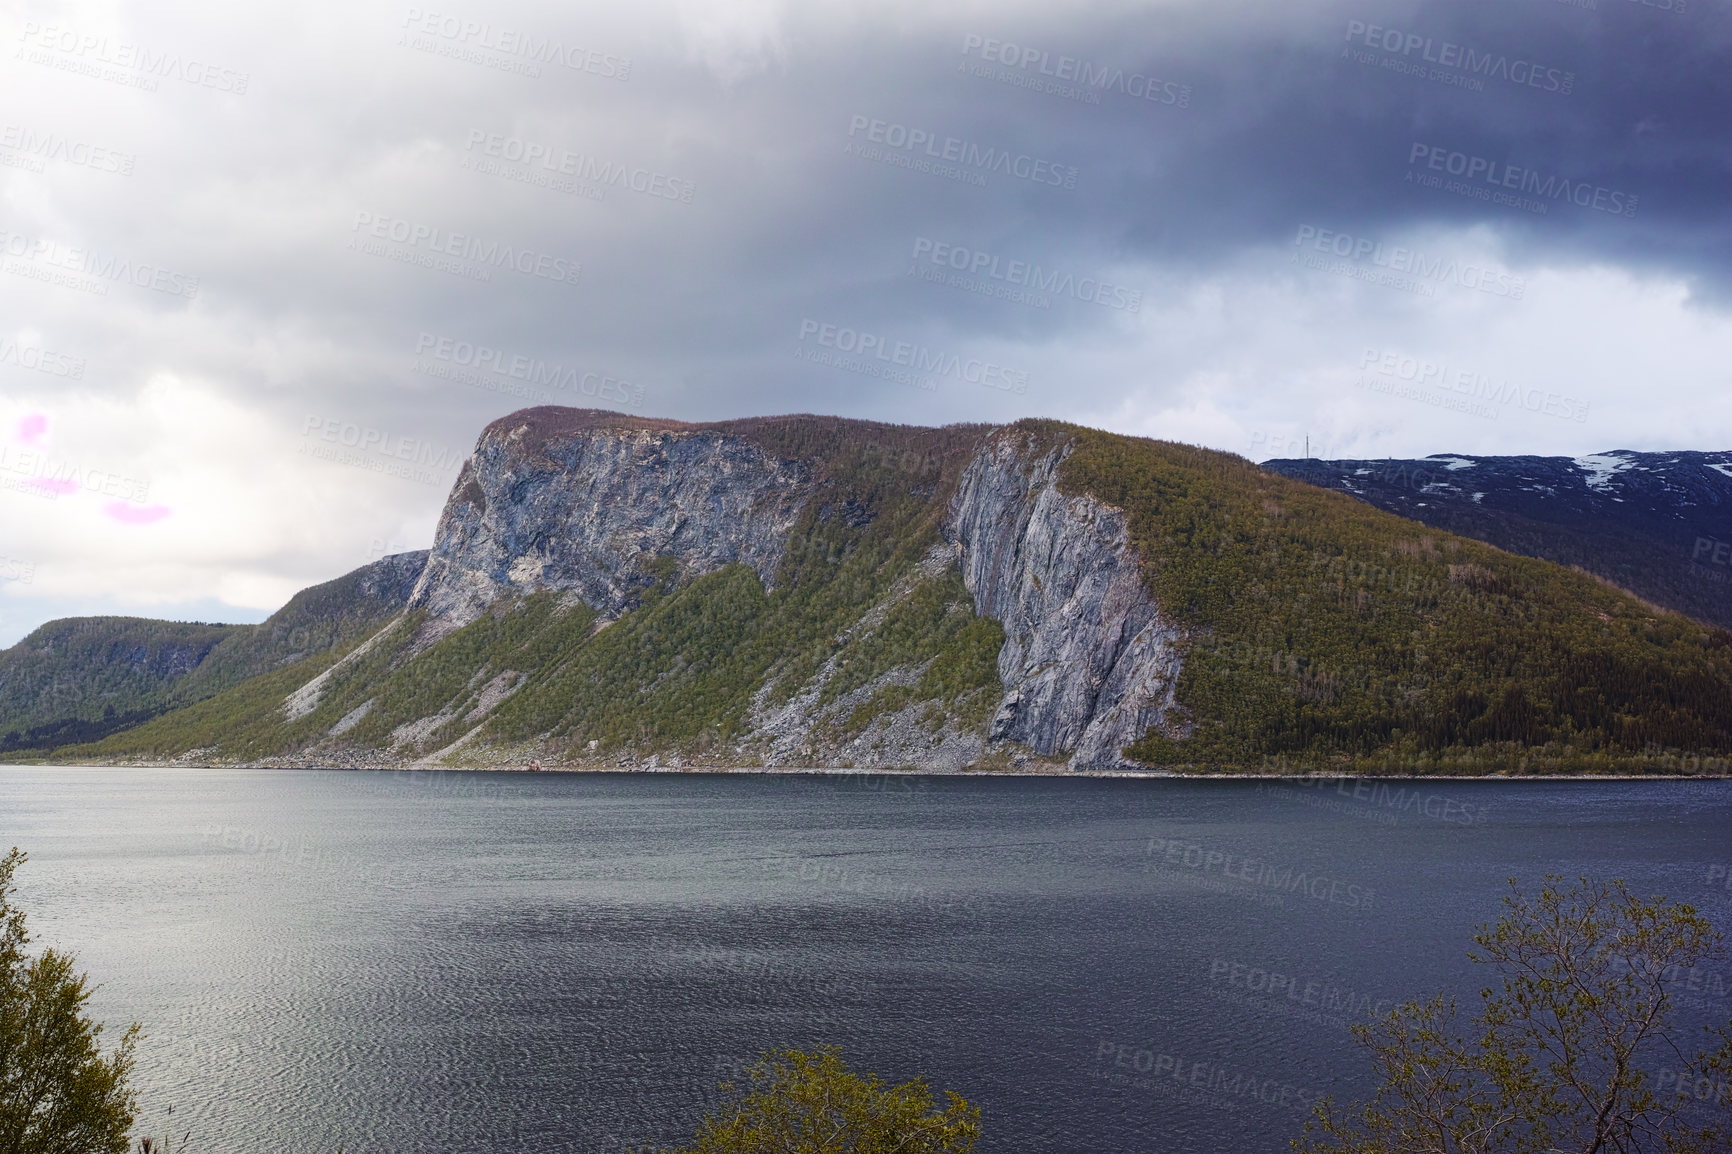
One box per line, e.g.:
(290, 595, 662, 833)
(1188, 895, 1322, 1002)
(2, 768, 1729, 1153)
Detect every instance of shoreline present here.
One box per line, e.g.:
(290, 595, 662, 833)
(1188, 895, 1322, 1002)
(4, 760, 1729, 782)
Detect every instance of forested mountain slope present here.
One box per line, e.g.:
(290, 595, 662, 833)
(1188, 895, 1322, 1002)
(1264, 450, 1732, 631)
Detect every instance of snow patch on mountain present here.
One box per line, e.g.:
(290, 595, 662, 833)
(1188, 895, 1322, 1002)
(1575, 452, 1637, 492)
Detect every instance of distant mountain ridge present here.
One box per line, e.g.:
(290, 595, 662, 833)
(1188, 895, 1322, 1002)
(0, 551, 425, 750)
(1262, 450, 1732, 631)
(10, 412, 1732, 775)
(0, 618, 239, 751)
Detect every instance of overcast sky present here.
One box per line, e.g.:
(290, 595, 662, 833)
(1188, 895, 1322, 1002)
(2, 0, 1729, 643)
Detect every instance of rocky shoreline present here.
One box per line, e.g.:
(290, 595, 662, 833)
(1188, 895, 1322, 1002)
(13, 755, 1728, 782)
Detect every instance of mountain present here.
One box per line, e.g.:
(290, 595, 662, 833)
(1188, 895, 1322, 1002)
(0, 618, 242, 751)
(0, 551, 425, 751)
(22, 410, 1732, 775)
(1261, 451, 1732, 632)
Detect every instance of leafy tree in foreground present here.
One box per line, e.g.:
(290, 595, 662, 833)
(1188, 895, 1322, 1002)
(668, 1046, 979, 1154)
(0, 847, 139, 1154)
(1296, 876, 1732, 1154)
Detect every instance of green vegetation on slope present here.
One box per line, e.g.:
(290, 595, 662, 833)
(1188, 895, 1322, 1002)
(819, 566, 1003, 736)
(483, 567, 771, 750)
(332, 596, 598, 754)
(479, 560, 1003, 756)
(1035, 421, 1732, 773)
(65, 627, 380, 761)
(0, 618, 241, 752)
(74, 599, 607, 763)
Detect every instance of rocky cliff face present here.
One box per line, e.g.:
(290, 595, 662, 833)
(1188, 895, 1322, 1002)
(948, 428, 1187, 769)
(353, 550, 429, 604)
(405, 411, 1185, 768)
(410, 411, 813, 633)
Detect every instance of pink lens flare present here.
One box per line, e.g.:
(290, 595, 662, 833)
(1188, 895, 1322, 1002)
(16, 414, 48, 446)
(28, 478, 78, 496)
(104, 502, 172, 524)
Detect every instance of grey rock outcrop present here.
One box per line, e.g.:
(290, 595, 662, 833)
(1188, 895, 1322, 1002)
(410, 415, 812, 632)
(355, 550, 430, 603)
(947, 428, 1187, 768)
(743, 543, 988, 770)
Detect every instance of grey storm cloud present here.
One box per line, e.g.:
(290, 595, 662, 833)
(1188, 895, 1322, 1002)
(34, 0, 1720, 397)
(1, 0, 1729, 642)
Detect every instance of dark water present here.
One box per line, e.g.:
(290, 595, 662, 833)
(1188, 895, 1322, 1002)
(1, 768, 1729, 1153)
